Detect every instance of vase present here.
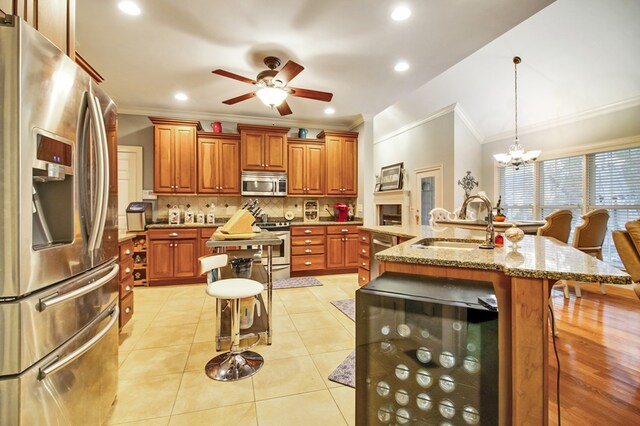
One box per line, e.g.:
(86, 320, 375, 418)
(505, 224, 524, 249)
(211, 121, 222, 132)
(298, 128, 308, 138)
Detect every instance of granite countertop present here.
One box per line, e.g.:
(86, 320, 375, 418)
(146, 218, 363, 228)
(291, 220, 363, 226)
(147, 222, 220, 228)
(361, 224, 631, 284)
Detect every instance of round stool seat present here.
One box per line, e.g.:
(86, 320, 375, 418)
(206, 278, 263, 299)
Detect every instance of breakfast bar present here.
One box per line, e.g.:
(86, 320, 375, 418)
(361, 224, 631, 425)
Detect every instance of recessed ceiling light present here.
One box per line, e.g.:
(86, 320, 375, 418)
(391, 6, 411, 21)
(118, 1, 141, 16)
(324, 107, 335, 115)
(394, 61, 410, 72)
(174, 92, 188, 101)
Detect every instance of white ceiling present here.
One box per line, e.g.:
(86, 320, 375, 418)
(76, 0, 555, 130)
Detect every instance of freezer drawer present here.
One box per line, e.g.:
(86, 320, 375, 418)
(0, 259, 119, 376)
(0, 302, 119, 425)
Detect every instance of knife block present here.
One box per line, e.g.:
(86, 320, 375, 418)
(218, 209, 255, 234)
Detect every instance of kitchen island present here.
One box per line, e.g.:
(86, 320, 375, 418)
(359, 224, 630, 425)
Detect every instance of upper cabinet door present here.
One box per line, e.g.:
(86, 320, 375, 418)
(197, 137, 219, 194)
(153, 126, 175, 193)
(241, 131, 265, 171)
(341, 137, 358, 196)
(306, 144, 325, 195)
(173, 126, 196, 193)
(218, 139, 240, 194)
(264, 132, 287, 171)
(325, 136, 343, 195)
(288, 143, 306, 195)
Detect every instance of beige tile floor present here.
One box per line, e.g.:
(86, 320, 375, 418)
(108, 274, 358, 425)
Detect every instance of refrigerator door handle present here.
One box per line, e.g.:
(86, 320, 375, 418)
(92, 94, 110, 248)
(37, 264, 119, 311)
(38, 305, 119, 380)
(86, 94, 105, 253)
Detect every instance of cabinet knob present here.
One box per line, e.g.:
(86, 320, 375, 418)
(125, 285, 132, 292)
(305, 249, 312, 253)
(125, 307, 132, 314)
(341, 229, 348, 233)
(125, 267, 131, 274)
(125, 249, 131, 255)
(361, 237, 366, 241)
(304, 229, 312, 234)
(361, 276, 365, 282)
(169, 232, 178, 237)
(265, 164, 269, 167)
(304, 261, 312, 266)
(361, 262, 366, 267)
(361, 249, 366, 254)
(304, 239, 312, 244)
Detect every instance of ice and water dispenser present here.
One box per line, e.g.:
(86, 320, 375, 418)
(356, 272, 499, 425)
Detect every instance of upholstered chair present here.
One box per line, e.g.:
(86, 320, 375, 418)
(570, 209, 610, 297)
(429, 208, 454, 226)
(612, 219, 640, 299)
(537, 209, 573, 243)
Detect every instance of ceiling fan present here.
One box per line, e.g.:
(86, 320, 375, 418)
(212, 56, 333, 116)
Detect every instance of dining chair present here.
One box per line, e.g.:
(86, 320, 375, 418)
(537, 209, 574, 299)
(429, 208, 454, 226)
(570, 209, 610, 297)
(612, 219, 640, 299)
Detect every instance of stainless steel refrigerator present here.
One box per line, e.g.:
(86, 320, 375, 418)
(0, 15, 120, 425)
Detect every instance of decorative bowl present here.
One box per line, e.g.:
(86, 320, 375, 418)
(505, 224, 524, 248)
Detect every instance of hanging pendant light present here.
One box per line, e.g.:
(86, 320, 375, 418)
(494, 56, 541, 170)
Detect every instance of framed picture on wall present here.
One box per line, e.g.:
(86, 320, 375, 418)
(379, 162, 404, 191)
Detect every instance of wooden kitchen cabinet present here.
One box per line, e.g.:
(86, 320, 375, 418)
(238, 124, 289, 172)
(325, 225, 359, 270)
(150, 117, 202, 194)
(318, 130, 358, 196)
(4, 0, 75, 58)
(118, 238, 135, 328)
(197, 132, 240, 194)
(358, 230, 371, 287)
(291, 225, 326, 274)
(147, 228, 201, 285)
(288, 139, 325, 195)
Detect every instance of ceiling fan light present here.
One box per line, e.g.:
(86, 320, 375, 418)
(256, 87, 288, 107)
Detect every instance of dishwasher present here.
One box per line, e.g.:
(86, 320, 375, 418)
(370, 232, 399, 281)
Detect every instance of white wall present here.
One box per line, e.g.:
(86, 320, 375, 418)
(118, 114, 154, 190)
(454, 111, 483, 207)
(481, 104, 640, 201)
(371, 111, 456, 219)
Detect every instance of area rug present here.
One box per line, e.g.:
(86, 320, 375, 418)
(272, 276, 323, 290)
(331, 299, 356, 322)
(328, 298, 356, 388)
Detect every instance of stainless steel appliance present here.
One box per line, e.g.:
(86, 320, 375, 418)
(0, 16, 119, 425)
(356, 272, 499, 425)
(255, 221, 290, 280)
(369, 232, 399, 281)
(241, 171, 287, 197)
(126, 201, 151, 231)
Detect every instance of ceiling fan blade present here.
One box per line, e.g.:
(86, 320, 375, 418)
(212, 69, 256, 85)
(222, 92, 256, 105)
(277, 100, 293, 116)
(274, 61, 304, 86)
(289, 87, 333, 102)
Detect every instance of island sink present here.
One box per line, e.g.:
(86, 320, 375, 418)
(411, 239, 480, 250)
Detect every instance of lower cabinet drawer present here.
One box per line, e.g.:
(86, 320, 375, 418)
(119, 277, 134, 299)
(291, 245, 326, 256)
(291, 254, 326, 271)
(359, 256, 370, 271)
(119, 292, 134, 328)
(358, 268, 370, 287)
(119, 257, 134, 281)
(291, 236, 326, 246)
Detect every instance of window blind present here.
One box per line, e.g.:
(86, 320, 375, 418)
(499, 163, 534, 220)
(587, 147, 640, 266)
(538, 155, 584, 239)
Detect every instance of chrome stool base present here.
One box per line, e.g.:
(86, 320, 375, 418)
(205, 351, 264, 381)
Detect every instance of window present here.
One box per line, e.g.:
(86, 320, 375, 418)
(587, 147, 640, 266)
(499, 163, 533, 220)
(538, 155, 584, 240)
(497, 145, 640, 267)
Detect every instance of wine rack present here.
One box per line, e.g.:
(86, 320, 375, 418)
(132, 232, 148, 286)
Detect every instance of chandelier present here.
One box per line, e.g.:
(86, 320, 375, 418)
(493, 56, 541, 170)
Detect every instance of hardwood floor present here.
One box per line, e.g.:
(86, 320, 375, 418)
(548, 282, 640, 425)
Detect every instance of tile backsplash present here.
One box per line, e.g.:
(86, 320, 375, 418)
(156, 196, 357, 221)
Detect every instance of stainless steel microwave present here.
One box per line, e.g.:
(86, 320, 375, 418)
(241, 171, 287, 196)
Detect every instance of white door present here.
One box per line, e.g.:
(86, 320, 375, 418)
(413, 166, 443, 226)
(117, 146, 143, 230)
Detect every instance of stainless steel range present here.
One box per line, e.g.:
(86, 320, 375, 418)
(1, 17, 119, 425)
(255, 221, 291, 280)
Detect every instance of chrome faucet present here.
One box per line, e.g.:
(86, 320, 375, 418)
(459, 194, 495, 249)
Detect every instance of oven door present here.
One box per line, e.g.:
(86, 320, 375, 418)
(262, 231, 290, 266)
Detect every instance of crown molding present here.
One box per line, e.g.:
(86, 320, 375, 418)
(117, 105, 356, 131)
(482, 96, 640, 144)
(373, 104, 457, 145)
(453, 105, 483, 143)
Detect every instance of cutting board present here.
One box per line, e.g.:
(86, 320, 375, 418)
(213, 230, 256, 240)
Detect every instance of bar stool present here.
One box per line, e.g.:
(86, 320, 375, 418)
(200, 254, 265, 381)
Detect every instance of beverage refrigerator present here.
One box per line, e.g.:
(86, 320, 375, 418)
(0, 15, 119, 425)
(356, 272, 499, 425)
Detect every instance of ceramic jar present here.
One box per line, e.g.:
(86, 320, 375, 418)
(505, 224, 524, 248)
